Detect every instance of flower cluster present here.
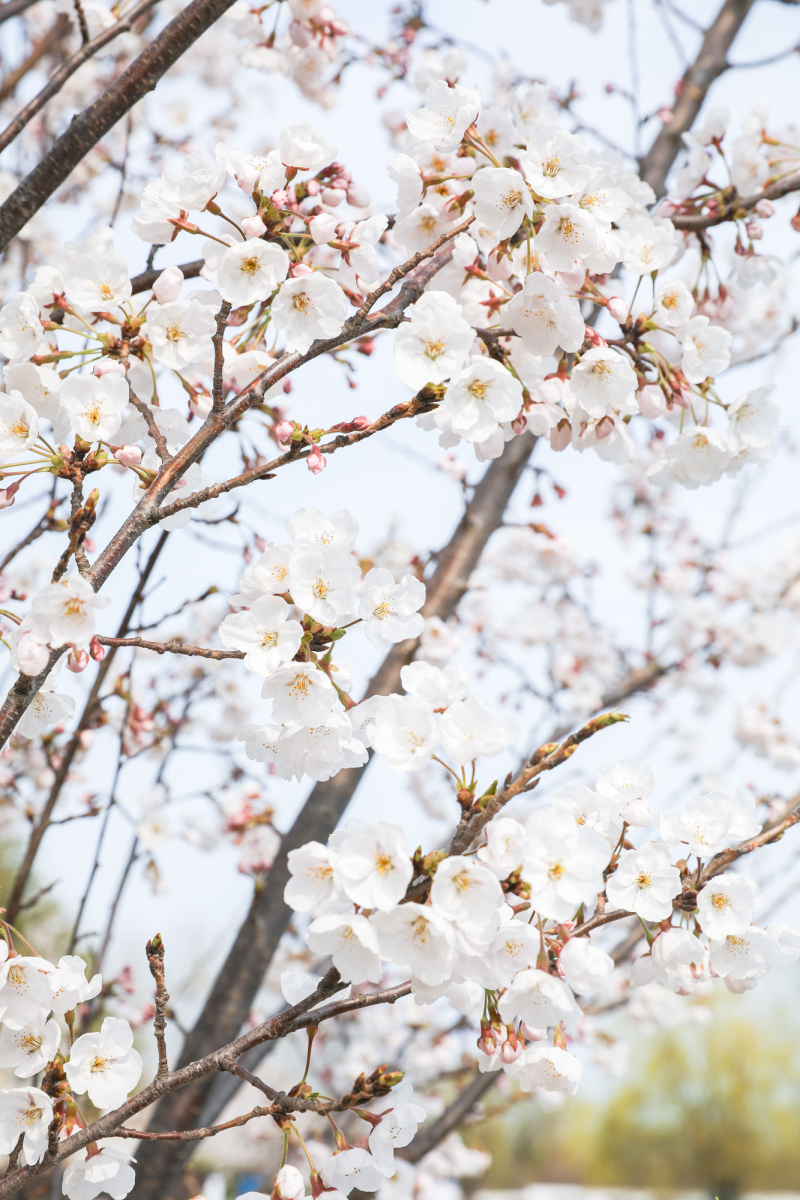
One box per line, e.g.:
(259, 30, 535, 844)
(285, 758, 799, 1105)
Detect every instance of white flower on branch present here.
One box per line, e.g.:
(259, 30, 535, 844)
(659, 789, 760, 857)
(368, 1082, 427, 1176)
(271, 272, 348, 354)
(521, 127, 591, 199)
(645, 926, 708, 994)
(63, 232, 132, 312)
(334, 820, 413, 911)
(47, 954, 101, 1015)
(394, 291, 474, 390)
(147, 300, 216, 369)
(61, 1144, 136, 1200)
(726, 385, 778, 454)
(0, 1086, 54, 1164)
(367, 695, 441, 771)
(430, 855, 505, 937)
(31, 574, 109, 649)
(284, 840, 341, 912)
(437, 357, 523, 443)
(217, 240, 290, 306)
(678, 315, 733, 383)
(337, 214, 389, 291)
(605, 841, 680, 921)
(16, 687, 75, 738)
(4, 364, 63, 430)
(477, 815, 527, 878)
(654, 278, 694, 328)
(287, 507, 359, 554)
(219, 595, 303, 674)
(506, 271, 585, 356)
(233, 544, 300, 605)
(551, 785, 623, 848)
(371, 902, 455, 985)
(618, 215, 681, 275)
(290, 551, 359, 624)
(0, 1015, 60, 1077)
(471, 167, 533, 239)
(0, 293, 44, 361)
(359, 567, 425, 650)
(394, 203, 457, 257)
(271, 1164, 305, 1200)
(65, 1016, 143, 1110)
(485, 919, 540, 987)
(307, 912, 382, 983)
(439, 695, 519, 763)
(696, 872, 759, 938)
(60, 373, 129, 443)
(321, 1148, 386, 1194)
(399, 661, 469, 709)
(709, 926, 782, 990)
(559, 935, 614, 996)
(279, 122, 337, 172)
(508, 1045, 582, 1094)
(261, 662, 336, 725)
(594, 758, 655, 827)
(648, 427, 732, 490)
(523, 805, 609, 921)
(569, 347, 637, 420)
(387, 153, 423, 220)
(0, 391, 39, 461)
(535, 203, 598, 272)
(497, 966, 581, 1028)
(406, 80, 480, 152)
(279, 712, 369, 781)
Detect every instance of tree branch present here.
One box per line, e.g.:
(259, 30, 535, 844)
(398, 1069, 500, 1163)
(639, 0, 758, 193)
(96, 635, 242, 660)
(670, 170, 800, 230)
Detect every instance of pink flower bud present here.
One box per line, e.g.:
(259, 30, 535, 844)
(67, 648, 90, 673)
(477, 1035, 495, 1056)
(241, 215, 267, 239)
(595, 415, 614, 440)
(583, 324, 607, 348)
(306, 179, 321, 196)
(637, 384, 666, 419)
(307, 446, 326, 474)
(550, 418, 572, 452)
(152, 264, 184, 304)
(520, 1022, 547, 1041)
(273, 1164, 305, 1200)
(321, 187, 346, 207)
(274, 420, 294, 444)
(657, 199, 678, 217)
(500, 1038, 523, 1064)
(511, 413, 527, 435)
(0, 488, 15, 509)
(116, 445, 143, 467)
(271, 189, 290, 208)
(754, 199, 774, 218)
(350, 415, 369, 429)
(289, 18, 313, 46)
(607, 296, 628, 323)
(190, 393, 213, 419)
(289, 262, 313, 277)
(745, 219, 763, 240)
(346, 182, 370, 208)
(90, 636, 105, 662)
(93, 359, 126, 378)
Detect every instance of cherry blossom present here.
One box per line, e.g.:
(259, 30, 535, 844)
(218, 596, 303, 674)
(270, 272, 348, 354)
(60, 373, 129, 443)
(406, 80, 480, 152)
(0, 1087, 54, 1164)
(334, 821, 413, 911)
(394, 291, 474, 389)
(605, 842, 680, 920)
(217, 240, 290, 305)
(359, 568, 425, 650)
(0, 391, 39, 460)
(65, 1016, 144, 1109)
(306, 912, 382, 983)
(61, 1145, 136, 1200)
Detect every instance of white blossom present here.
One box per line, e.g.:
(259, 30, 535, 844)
(648, 427, 731, 490)
(147, 300, 216, 369)
(31, 575, 109, 649)
(306, 913, 382, 983)
(405, 80, 480, 151)
(523, 805, 609, 920)
(509, 1045, 582, 1094)
(372, 902, 456, 985)
(654, 278, 694, 328)
(359, 568, 425, 650)
(439, 695, 519, 764)
(506, 271, 585, 356)
(0, 1087, 53, 1164)
(0, 1016, 60, 1077)
(368, 1082, 426, 1175)
(477, 816, 527, 877)
(0, 293, 44, 360)
(679, 315, 733, 383)
(61, 1145, 136, 1200)
(430, 855, 505, 937)
(521, 127, 591, 199)
(334, 821, 413, 911)
(48, 955, 101, 1015)
(368, 695, 441, 771)
(65, 1017, 143, 1109)
(400, 661, 469, 709)
(497, 967, 581, 1029)
(60, 373, 128, 443)
(290, 551, 359, 624)
(320, 1148, 385, 1195)
(261, 662, 336, 725)
(218, 595, 303, 674)
(64, 237, 131, 311)
(535, 203, 598, 272)
(569, 348, 637, 420)
(559, 936, 614, 996)
(271, 272, 347, 353)
(696, 872, 758, 938)
(0, 391, 39, 460)
(471, 167, 533, 238)
(618, 215, 681, 274)
(394, 291, 474, 390)
(594, 758, 655, 826)
(284, 841, 340, 912)
(605, 842, 680, 920)
(217, 240, 289, 305)
(438, 357, 523, 442)
(278, 122, 336, 172)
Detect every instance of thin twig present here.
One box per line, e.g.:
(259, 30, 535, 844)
(146, 934, 170, 1079)
(97, 635, 243, 660)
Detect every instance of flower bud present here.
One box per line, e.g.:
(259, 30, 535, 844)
(520, 1022, 547, 1041)
(350, 415, 369, 430)
(550, 418, 572, 452)
(190, 393, 213, 420)
(512, 413, 527, 435)
(271, 188, 290, 208)
(745, 219, 763, 240)
(754, 199, 774, 218)
(152, 264, 184, 305)
(241, 215, 267, 239)
(116, 445, 143, 468)
(583, 324, 607, 348)
(273, 1164, 305, 1200)
(321, 187, 346, 207)
(67, 648, 90, 673)
(307, 446, 326, 474)
(289, 262, 313, 277)
(500, 1037, 523, 1064)
(346, 182, 370, 208)
(275, 420, 294, 444)
(309, 213, 338, 244)
(607, 296, 628, 323)
(595, 415, 614, 440)
(93, 359, 126, 378)
(89, 636, 105, 662)
(0, 487, 15, 509)
(637, 384, 666, 419)
(289, 18, 313, 47)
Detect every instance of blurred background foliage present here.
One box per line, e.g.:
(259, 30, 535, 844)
(472, 984, 800, 1196)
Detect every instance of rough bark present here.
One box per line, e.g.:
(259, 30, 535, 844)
(128, 431, 537, 1198)
(0, 0, 239, 249)
(638, 0, 758, 194)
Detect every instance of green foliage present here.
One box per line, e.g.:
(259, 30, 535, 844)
(473, 998, 800, 1194)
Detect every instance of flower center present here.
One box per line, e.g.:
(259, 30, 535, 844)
(290, 674, 311, 698)
(99, 281, 115, 300)
(166, 323, 185, 342)
(64, 598, 85, 617)
(90, 1054, 112, 1073)
(240, 257, 260, 276)
(372, 599, 393, 620)
(260, 630, 278, 648)
(548, 860, 566, 880)
(20, 1106, 43, 1126)
(85, 402, 102, 425)
(374, 853, 394, 874)
(711, 893, 731, 911)
(423, 338, 445, 361)
(502, 189, 522, 209)
(293, 293, 315, 316)
(542, 155, 561, 177)
(557, 217, 577, 243)
(636, 872, 652, 889)
(467, 380, 490, 400)
(312, 577, 329, 600)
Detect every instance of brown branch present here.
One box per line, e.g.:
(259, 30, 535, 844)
(0, 0, 40, 26)
(699, 794, 800, 883)
(146, 934, 170, 1080)
(0, 0, 242, 250)
(129, 389, 170, 464)
(131, 260, 204, 295)
(639, 0, 758, 194)
(0, 0, 159, 156)
(212, 301, 232, 414)
(670, 170, 800, 230)
(97, 635, 243, 660)
(115, 1103, 272, 1141)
